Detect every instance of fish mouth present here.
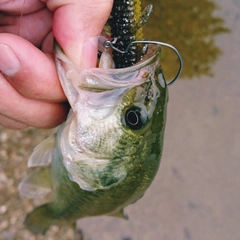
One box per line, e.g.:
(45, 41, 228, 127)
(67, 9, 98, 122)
(55, 42, 161, 90)
(55, 42, 162, 114)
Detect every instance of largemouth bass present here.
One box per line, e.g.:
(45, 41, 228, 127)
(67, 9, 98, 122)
(18, 0, 174, 235)
(18, 42, 168, 234)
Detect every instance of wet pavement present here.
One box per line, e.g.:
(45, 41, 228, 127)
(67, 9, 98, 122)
(0, 0, 239, 239)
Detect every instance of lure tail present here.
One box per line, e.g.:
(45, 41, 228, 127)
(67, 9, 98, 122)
(24, 203, 54, 234)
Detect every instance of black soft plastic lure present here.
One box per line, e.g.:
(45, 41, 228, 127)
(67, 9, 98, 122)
(107, 0, 153, 68)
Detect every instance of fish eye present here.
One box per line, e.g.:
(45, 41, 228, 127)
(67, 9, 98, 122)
(124, 106, 147, 130)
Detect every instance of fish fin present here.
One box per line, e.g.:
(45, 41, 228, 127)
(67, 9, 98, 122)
(18, 167, 52, 198)
(28, 134, 56, 167)
(24, 203, 54, 234)
(108, 209, 128, 220)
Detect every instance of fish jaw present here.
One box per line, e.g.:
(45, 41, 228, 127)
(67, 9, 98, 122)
(55, 43, 168, 191)
(54, 42, 161, 109)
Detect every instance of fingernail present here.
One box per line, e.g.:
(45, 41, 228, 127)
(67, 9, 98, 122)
(0, 44, 20, 76)
(82, 37, 98, 68)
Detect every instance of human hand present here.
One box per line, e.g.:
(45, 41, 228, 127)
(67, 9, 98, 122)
(0, 0, 113, 129)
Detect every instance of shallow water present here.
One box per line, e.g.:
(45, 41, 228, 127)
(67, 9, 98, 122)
(0, 0, 239, 239)
(142, 0, 229, 80)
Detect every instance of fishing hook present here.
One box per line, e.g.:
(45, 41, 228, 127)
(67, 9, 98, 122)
(103, 40, 183, 86)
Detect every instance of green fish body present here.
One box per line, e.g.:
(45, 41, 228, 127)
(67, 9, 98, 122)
(18, 44, 168, 234)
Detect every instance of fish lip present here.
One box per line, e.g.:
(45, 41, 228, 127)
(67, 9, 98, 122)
(55, 42, 160, 75)
(55, 43, 161, 97)
(55, 42, 163, 112)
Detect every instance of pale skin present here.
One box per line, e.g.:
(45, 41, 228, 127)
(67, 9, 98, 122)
(0, 0, 113, 129)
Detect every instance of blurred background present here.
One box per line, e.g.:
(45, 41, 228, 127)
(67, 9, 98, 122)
(0, 0, 239, 239)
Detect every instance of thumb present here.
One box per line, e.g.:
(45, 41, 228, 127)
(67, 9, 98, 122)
(45, 0, 113, 68)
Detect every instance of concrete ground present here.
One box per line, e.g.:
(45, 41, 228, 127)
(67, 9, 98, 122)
(0, 0, 239, 239)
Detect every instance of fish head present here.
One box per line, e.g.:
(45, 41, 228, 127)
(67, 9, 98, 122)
(55, 44, 168, 191)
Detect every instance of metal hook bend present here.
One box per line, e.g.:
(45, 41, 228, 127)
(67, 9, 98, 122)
(103, 40, 183, 86)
